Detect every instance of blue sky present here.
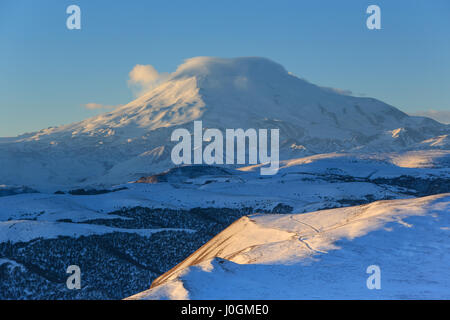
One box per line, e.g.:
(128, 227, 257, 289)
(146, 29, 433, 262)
(1, 0, 449, 137)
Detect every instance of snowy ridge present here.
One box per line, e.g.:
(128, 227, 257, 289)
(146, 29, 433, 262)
(128, 193, 450, 299)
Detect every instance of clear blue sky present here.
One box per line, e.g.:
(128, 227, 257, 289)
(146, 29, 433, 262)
(1, 0, 449, 136)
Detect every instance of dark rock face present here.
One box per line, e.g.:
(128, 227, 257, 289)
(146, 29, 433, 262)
(67, 187, 127, 195)
(135, 165, 235, 184)
(270, 203, 294, 213)
(0, 186, 38, 198)
(371, 176, 450, 196)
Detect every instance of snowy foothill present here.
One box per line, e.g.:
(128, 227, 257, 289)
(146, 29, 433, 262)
(128, 194, 450, 300)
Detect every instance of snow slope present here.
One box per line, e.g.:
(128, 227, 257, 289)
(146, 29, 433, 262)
(128, 194, 450, 299)
(0, 57, 448, 189)
(1, 152, 448, 226)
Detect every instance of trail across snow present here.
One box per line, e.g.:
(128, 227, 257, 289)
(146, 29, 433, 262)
(128, 193, 450, 300)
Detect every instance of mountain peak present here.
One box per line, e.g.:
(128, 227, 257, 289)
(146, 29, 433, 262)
(171, 56, 289, 81)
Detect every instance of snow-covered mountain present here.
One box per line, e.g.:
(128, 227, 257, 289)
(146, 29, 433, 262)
(0, 57, 448, 190)
(127, 193, 450, 300)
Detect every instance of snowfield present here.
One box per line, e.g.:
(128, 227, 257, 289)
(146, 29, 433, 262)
(0, 152, 448, 232)
(128, 194, 450, 300)
(0, 220, 193, 244)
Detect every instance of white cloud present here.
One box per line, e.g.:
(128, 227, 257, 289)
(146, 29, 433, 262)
(82, 64, 169, 110)
(320, 86, 353, 96)
(127, 64, 169, 97)
(84, 103, 123, 110)
(410, 109, 450, 124)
